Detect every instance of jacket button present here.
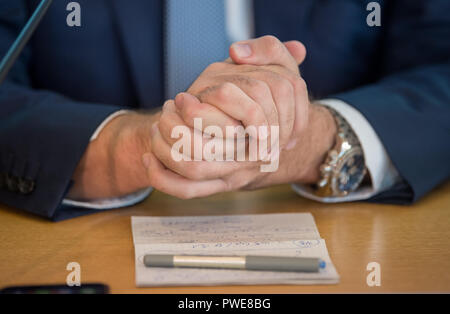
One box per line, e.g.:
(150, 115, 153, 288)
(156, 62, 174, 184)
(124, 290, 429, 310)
(18, 177, 35, 194)
(6, 174, 19, 192)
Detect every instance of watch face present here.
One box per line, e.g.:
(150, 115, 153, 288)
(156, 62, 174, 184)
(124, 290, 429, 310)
(332, 148, 366, 195)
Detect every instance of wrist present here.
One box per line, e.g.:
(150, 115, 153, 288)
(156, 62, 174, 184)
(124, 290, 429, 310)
(107, 112, 155, 194)
(296, 104, 337, 183)
(68, 111, 159, 200)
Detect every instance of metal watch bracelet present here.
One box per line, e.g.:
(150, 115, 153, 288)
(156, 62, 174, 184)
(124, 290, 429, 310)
(315, 105, 367, 197)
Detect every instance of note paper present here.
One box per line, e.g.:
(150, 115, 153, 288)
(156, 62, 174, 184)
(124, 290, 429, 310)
(131, 213, 339, 286)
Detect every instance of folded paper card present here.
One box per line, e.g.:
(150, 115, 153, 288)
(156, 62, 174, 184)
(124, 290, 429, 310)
(131, 213, 339, 286)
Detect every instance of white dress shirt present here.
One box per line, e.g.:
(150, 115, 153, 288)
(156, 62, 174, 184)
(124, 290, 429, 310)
(64, 0, 400, 209)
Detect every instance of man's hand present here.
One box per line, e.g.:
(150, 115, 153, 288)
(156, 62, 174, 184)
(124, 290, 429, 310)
(67, 110, 230, 201)
(68, 35, 337, 202)
(145, 36, 338, 198)
(155, 36, 308, 166)
(67, 112, 160, 200)
(172, 36, 309, 149)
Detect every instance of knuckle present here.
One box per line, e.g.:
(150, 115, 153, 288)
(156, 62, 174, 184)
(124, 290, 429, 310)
(262, 35, 281, 47)
(158, 110, 169, 127)
(274, 76, 294, 96)
(158, 114, 171, 138)
(206, 62, 225, 72)
(263, 36, 283, 59)
(245, 105, 259, 122)
(294, 77, 308, 93)
(159, 109, 173, 127)
(215, 82, 235, 102)
(182, 103, 200, 122)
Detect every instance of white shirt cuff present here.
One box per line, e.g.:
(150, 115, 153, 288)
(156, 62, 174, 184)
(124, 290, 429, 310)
(62, 188, 153, 210)
(292, 99, 401, 203)
(89, 109, 131, 141)
(64, 110, 153, 210)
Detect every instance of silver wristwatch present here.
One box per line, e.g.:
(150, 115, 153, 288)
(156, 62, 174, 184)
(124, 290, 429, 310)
(316, 106, 367, 197)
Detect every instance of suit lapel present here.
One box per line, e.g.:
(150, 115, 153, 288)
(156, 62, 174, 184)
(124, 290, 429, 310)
(109, 0, 164, 107)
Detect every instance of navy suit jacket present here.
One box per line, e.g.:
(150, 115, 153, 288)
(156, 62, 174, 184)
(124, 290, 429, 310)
(0, 0, 449, 220)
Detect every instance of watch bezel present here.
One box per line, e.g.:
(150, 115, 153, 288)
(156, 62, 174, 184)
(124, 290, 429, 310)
(330, 146, 366, 196)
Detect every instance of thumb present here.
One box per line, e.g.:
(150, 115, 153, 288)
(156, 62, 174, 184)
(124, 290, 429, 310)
(283, 40, 307, 65)
(229, 36, 306, 71)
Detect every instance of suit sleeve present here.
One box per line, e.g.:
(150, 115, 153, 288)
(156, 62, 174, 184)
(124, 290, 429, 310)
(0, 1, 122, 218)
(332, 0, 450, 203)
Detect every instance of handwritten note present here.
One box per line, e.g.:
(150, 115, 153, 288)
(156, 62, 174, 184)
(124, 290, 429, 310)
(132, 213, 339, 286)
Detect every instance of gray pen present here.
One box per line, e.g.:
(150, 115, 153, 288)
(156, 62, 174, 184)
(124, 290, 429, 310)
(143, 254, 326, 273)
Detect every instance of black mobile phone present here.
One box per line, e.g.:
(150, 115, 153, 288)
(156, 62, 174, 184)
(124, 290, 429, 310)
(0, 283, 109, 294)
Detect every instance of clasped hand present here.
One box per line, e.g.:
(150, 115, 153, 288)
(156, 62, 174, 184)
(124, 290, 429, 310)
(68, 36, 337, 201)
(144, 36, 336, 199)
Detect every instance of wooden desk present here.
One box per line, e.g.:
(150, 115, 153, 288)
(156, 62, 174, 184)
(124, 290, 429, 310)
(1, 182, 449, 293)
